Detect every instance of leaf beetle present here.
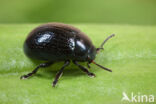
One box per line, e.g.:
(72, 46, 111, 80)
(20, 23, 115, 87)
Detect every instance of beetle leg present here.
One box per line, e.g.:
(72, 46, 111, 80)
(73, 61, 95, 78)
(52, 60, 70, 87)
(20, 62, 53, 79)
(87, 63, 91, 68)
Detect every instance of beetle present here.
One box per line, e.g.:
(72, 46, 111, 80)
(20, 23, 115, 87)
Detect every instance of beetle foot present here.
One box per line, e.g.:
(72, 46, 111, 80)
(20, 75, 30, 79)
(88, 73, 96, 78)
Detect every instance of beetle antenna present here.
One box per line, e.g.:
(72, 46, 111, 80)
(96, 34, 115, 52)
(91, 60, 112, 72)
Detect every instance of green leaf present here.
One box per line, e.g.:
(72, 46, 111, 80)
(0, 24, 156, 104)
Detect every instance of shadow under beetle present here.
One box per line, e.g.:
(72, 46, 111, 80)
(20, 23, 115, 87)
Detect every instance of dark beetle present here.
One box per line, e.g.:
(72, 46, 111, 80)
(20, 23, 115, 87)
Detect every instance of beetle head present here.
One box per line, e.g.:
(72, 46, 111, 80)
(87, 46, 96, 63)
(87, 34, 115, 72)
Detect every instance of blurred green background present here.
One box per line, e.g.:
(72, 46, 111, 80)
(0, 0, 156, 25)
